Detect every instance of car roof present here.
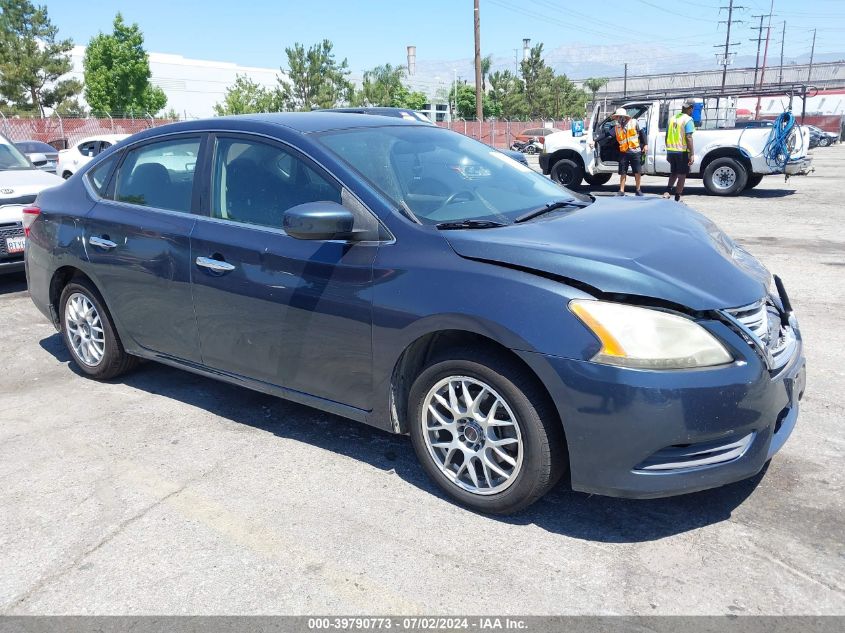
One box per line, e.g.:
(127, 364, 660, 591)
(77, 133, 130, 144)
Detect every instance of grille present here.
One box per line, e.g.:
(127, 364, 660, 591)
(634, 432, 755, 472)
(0, 222, 24, 258)
(724, 298, 796, 371)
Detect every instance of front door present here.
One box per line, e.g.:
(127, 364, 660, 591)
(190, 134, 377, 410)
(82, 135, 204, 362)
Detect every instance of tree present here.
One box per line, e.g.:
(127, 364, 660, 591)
(480, 54, 493, 92)
(358, 63, 405, 106)
(279, 40, 353, 111)
(213, 74, 282, 115)
(0, 0, 81, 115)
(583, 77, 609, 103)
(83, 13, 167, 115)
(489, 70, 527, 119)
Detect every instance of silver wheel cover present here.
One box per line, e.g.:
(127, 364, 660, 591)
(64, 293, 105, 367)
(422, 376, 523, 495)
(712, 165, 738, 191)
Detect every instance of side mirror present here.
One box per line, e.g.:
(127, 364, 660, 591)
(283, 202, 356, 241)
(28, 152, 47, 165)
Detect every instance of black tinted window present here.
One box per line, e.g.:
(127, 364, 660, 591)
(211, 137, 340, 229)
(78, 141, 98, 156)
(114, 137, 200, 213)
(87, 154, 118, 196)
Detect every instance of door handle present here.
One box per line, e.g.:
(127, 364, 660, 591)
(89, 235, 117, 250)
(196, 256, 236, 273)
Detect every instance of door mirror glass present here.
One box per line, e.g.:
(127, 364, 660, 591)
(283, 202, 355, 240)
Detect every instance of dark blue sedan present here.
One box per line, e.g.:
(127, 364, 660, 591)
(23, 113, 806, 514)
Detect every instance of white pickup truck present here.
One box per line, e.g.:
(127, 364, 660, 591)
(539, 99, 813, 195)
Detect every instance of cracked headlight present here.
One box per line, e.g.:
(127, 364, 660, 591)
(570, 300, 733, 369)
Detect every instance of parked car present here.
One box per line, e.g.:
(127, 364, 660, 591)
(0, 134, 63, 274)
(26, 114, 805, 513)
(14, 140, 59, 174)
(327, 106, 530, 166)
(57, 134, 128, 179)
(734, 120, 774, 129)
(511, 137, 543, 154)
(806, 125, 838, 148)
(514, 127, 561, 145)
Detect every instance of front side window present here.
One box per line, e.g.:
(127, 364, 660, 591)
(318, 125, 586, 225)
(113, 137, 200, 213)
(211, 137, 341, 229)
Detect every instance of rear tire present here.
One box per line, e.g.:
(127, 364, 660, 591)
(408, 348, 567, 514)
(60, 279, 138, 380)
(584, 173, 613, 186)
(703, 157, 748, 196)
(818, 137, 831, 147)
(550, 158, 584, 189)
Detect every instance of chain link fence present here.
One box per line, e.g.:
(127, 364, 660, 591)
(0, 112, 182, 149)
(1, 112, 585, 151)
(436, 118, 578, 149)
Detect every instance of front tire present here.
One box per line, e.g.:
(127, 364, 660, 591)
(60, 279, 138, 380)
(745, 173, 764, 190)
(818, 137, 831, 147)
(703, 157, 748, 196)
(409, 349, 567, 514)
(550, 158, 584, 189)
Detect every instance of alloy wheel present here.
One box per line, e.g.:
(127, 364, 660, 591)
(422, 376, 523, 495)
(64, 292, 105, 366)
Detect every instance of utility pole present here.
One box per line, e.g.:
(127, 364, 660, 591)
(623, 63, 628, 99)
(754, 1, 774, 119)
(808, 29, 817, 82)
(453, 68, 458, 121)
(750, 13, 768, 88)
(716, 0, 743, 96)
(778, 21, 786, 85)
(513, 49, 519, 74)
(473, 0, 483, 124)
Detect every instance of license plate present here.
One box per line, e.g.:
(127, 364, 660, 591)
(5, 236, 25, 253)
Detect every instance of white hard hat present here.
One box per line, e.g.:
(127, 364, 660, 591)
(612, 108, 628, 118)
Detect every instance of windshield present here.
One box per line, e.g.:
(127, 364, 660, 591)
(317, 125, 586, 225)
(0, 137, 34, 171)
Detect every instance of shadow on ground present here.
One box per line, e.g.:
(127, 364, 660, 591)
(589, 184, 796, 199)
(40, 332, 764, 544)
(0, 272, 27, 295)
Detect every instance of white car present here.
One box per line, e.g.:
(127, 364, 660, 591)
(0, 134, 63, 274)
(57, 134, 128, 179)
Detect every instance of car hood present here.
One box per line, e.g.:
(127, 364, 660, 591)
(0, 168, 63, 189)
(443, 196, 769, 311)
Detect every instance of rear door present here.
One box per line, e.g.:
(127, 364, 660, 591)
(189, 133, 378, 410)
(82, 134, 205, 362)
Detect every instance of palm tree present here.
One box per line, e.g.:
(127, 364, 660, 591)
(481, 54, 493, 92)
(583, 77, 609, 105)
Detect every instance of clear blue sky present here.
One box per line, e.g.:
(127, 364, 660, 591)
(49, 0, 845, 79)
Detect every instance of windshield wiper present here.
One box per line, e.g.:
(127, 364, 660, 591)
(435, 219, 507, 230)
(514, 200, 587, 224)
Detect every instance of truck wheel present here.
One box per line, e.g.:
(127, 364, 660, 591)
(583, 173, 612, 186)
(746, 174, 764, 190)
(703, 157, 748, 196)
(550, 158, 584, 188)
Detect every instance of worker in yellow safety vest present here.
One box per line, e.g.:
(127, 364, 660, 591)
(663, 100, 696, 202)
(590, 108, 648, 196)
